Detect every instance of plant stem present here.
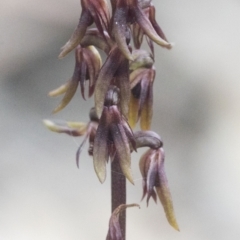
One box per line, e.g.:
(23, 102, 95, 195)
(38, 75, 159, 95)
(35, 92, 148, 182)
(111, 155, 126, 240)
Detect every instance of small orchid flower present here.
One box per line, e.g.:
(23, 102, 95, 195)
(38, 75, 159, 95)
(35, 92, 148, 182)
(50, 45, 101, 113)
(129, 66, 155, 130)
(93, 86, 136, 184)
(132, 0, 169, 52)
(139, 147, 179, 231)
(43, 108, 99, 168)
(111, 0, 171, 60)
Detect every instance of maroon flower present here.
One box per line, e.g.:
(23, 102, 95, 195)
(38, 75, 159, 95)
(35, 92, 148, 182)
(132, 1, 169, 53)
(50, 45, 101, 113)
(111, 0, 171, 60)
(129, 66, 155, 130)
(43, 108, 99, 168)
(139, 147, 179, 230)
(93, 86, 136, 184)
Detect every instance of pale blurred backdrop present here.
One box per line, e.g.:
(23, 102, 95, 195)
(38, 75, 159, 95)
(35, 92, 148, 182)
(1, 0, 240, 239)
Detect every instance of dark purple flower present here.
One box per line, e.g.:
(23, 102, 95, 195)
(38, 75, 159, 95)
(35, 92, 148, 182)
(139, 147, 179, 230)
(43, 108, 99, 168)
(132, 1, 169, 53)
(129, 66, 155, 130)
(111, 0, 171, 60)
(50, 45, 101, 113)
(93, 86, 136, 183)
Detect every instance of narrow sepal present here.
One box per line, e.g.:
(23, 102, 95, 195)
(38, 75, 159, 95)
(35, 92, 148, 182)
(134, 6, 172, 49)
(66, 121, 87, 129)
(48, 80, 70, 97)
(149, 5, 168, 42)
(82, 46, 102, 98)
(93, 107, 110, 183)
(94, 46, 123, 117)
(156, 148, 179, 231)
(112, 2, 133, 60)
(128, 94, 139, 129)
(138, 77, 149, 115)
(59, 0, 110, 58)
(52, 76, 79, 113)
(86, 0, 110, 32)
(110, 107, 134, 184)
(146, 153, 158, 205)
(139, 147, 179, 231)
(79, 45, 102, 99)
(43, 119, 87, 136)
(79, 58, 87, 100)
(59, 10, 93, 58)
(140, 80, 153, 130)
(139, 149, 158, 205)
(121, 119, 137, 152)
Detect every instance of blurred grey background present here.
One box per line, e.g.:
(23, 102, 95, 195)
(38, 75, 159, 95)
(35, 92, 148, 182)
(1, 0, 240, 239)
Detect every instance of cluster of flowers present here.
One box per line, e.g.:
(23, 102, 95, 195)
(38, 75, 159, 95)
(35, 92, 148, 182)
(44, 0, 179, 239)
